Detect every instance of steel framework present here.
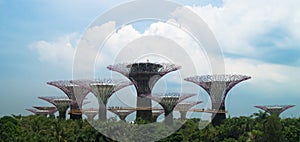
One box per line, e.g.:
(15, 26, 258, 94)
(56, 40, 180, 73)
(108, 107, 135, 121)
(106, 107, 163, 111)
(38, 96, 71, 119)
(47, 80, 90, 119)
(26, 108, 57, 116)
(33, 106, 57, 117)
(107, 62, 181, 122)
(33, 106, 56, 111)
(146, 93, 196, 125)
(175, 101, 202, 120)
(185, 74, 251, 126)
(82, 108, 98, 120)
(72, 79, 131, 121)
(254, 105, 295, 116)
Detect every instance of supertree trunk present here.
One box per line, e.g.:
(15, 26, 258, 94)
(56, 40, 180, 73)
(38, 96, 71, 120)
(107, 62, 181, 123)
(146, 93, 195, 125)
(175, 101, 202, 121)
(185, 74, 251, 126)
(72, 79, 131, 121)
(83, 109, 98, 121)
(47, 80, 90, 120)
(179, 111, 187, 121)
(108, 108, 135, 121)
(54, 100, 71, 119)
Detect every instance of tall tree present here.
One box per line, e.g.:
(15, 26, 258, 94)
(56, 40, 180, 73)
(264, 114, 284, 142)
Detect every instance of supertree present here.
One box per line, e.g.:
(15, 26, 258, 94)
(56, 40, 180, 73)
(152, 110, 164, 122)
(38, 96, 72, 119)
(185, 74, 251, 126)
(191, 108, 228, 113)
(72, 79, 132, 121)
(68, 101, 91, 116)
(38, 96, 88, 107)
(108, 107, 135, 121)
(82, 108, 98, 121)
(107, 62, 181, 122)
(26, 108, 57, 116)
(254, 105, 295, 117)
(33, 106, 57, 117)
(175, 101, 202, 121)
(146, 93, 196, 125)
(47, 80, 90, 119)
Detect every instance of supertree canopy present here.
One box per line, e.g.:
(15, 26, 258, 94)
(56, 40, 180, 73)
(146, 93, 196, 125)
(185, 74, 251, 126)
(82, 108, 98, 121)
(38, 96, 71, 119)
(255, 105, 295, 116)
(175, 101, 202, 121)
(108, 107, 135, 121)
(152, 110, 164, 122)
(72, 79, 132, 121)
(107, 62, 181, 122)
(47, 80, 90, 120)
(26, 108, 57, 116)
(33, 106, 56, 111)
(33, 106, 57, 117)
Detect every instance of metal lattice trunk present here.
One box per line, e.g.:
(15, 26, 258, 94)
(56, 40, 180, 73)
(38, 96, 71, 119)
(82, 108, 98, 121)
(175, 101, 202, 120)
(54, 99, 72, 119)
(146, 93, 195, 125)
(47, 80, 90, 120)
(72, 79, 131, 121)
(107, 62, 181, 122)
(185, 74, 251, 126)
(109, 109, 135, 121)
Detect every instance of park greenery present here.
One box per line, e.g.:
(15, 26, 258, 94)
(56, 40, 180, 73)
(1, 111, 300, 142)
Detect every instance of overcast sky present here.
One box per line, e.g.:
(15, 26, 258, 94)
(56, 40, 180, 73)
(0, 0, 299, 119)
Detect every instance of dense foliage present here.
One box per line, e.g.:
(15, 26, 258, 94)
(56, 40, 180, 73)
(1, 112, 300, 142)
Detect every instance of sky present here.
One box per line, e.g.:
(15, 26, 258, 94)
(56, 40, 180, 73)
(0, 0, 300, 119)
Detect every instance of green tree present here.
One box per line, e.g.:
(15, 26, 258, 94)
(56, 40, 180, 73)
(264, 114, 284, 142)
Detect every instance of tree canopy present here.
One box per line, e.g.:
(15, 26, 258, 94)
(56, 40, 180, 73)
(0, 113, 299, 142)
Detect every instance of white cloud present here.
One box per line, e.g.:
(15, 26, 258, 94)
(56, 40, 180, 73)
(225, 57, 300, 96)
(105, 21, 212, 74)
(30, 1, 300, 98)
(29, 33, 78, 69)
(187, 0, 300, 56)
